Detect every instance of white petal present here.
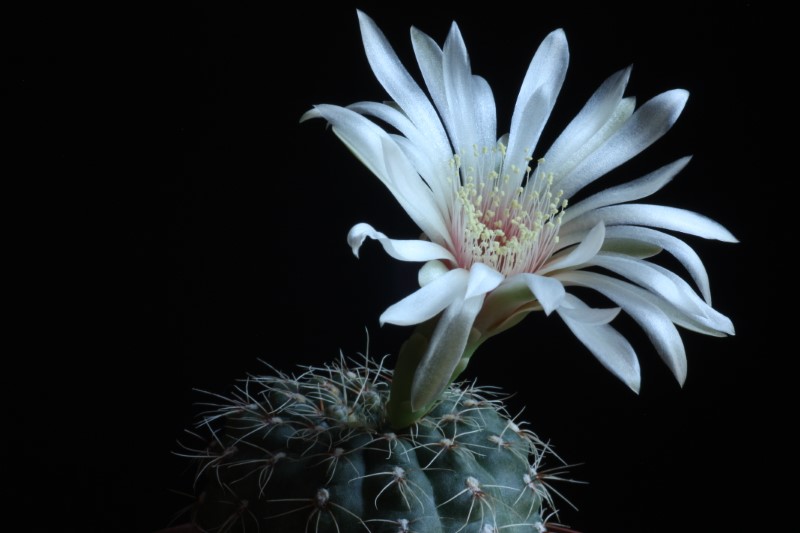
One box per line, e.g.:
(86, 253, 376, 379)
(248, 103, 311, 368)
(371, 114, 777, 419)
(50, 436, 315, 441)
(411, 27, 449, 136)
(347, 223, 456, 262)
(472, 75, 497, 159)
(357, 11, 450, 158)
(503, 87, 552, 186)
(545, 66, 632, 175)
(442, 22, 480, 170)
(559, 298, 621, 326)
(557, 271, 688, 385)
(538, 222, 605, 274)
(558, 89, 690, 199)
(642, 263, 734, 335)
(389, 134, 451, 217)
(346, 101, 421, 147)
(380, 268, 469, 326)
(562, 156, 691, 224)
(514, 273, 565, 315)
(348, 101, 448, 193)
(604, 225, 713, 304)
(301, 104, 390, 181)
(561, 204, 738, 243)
(464, 262, 505, 299)
(411, 292, 485, 409)
(548, 97, 636, 186)
(557, 294, 640, 392)
(504, 29, 569, 189)
(380, 136, 454, 245)
(587, 253, 704, 316)
(513, 29, 569, 123)
(304, 105, 449, 244)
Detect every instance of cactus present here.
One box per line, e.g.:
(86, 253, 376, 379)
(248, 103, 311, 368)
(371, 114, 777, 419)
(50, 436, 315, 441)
(178, 356, 571, 533)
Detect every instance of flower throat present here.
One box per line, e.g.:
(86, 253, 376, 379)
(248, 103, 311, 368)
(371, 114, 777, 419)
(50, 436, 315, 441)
(451, 144, 567, 276)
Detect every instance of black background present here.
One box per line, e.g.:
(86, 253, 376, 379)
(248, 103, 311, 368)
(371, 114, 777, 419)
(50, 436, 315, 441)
(13, 2, 778, 532)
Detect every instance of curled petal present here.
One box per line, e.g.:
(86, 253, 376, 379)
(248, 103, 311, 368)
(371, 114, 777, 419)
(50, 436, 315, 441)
(347, 223, 455, 262)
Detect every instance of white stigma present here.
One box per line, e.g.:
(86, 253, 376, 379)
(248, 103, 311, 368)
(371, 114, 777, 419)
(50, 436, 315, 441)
(451, 144, 566, 276)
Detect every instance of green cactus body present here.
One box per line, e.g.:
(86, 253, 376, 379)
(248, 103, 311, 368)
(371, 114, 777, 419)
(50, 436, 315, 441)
(182, 359, 562, 532)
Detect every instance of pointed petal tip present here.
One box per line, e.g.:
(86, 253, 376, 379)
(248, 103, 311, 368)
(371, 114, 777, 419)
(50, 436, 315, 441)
(713, 224, 739, 243)
(356, 10, 379, 38)
(519, 274, 565, 315)
(674, 366, 687, 387)
(464, 263, 505, 300)
(299, 108, 321, 123)
(616, 64, 633, 86)
(346, 223, 367, 258)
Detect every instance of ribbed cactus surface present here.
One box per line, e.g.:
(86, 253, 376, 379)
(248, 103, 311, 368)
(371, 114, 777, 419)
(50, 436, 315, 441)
(181, 359, 566, 532)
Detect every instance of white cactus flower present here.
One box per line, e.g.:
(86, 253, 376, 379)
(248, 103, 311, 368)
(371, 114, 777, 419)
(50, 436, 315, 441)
(303, 11, 735, 402)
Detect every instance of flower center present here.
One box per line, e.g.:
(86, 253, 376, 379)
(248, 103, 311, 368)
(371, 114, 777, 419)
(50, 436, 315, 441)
(451, 145, 567, 276)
